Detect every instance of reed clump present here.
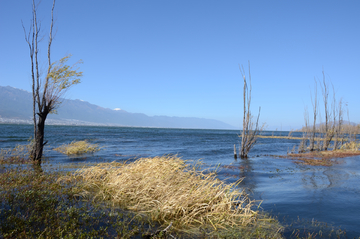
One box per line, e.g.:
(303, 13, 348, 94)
(53, 140, 100, 155)
(66, 156, 282, 237)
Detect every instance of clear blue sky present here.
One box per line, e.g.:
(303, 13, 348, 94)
(1, 0, 359, 130)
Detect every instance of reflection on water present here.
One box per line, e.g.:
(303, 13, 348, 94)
(1, 125, 360, 238)
(221, 154, 360, 238)
(323, 169, 349, 188)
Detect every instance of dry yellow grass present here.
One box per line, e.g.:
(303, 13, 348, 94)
(340, 141, 360, 151)
(258, 135, 303, 140)
(53, 140, 100, 155)
(283, 146, 360, 166)
(63, 156, 282, 237)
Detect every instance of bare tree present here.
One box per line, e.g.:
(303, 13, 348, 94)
(298, 107, 309, 153)
(239, 62, 263, 158)
(333, 98, 343, 150)
(303, 70, 348, 152)
(309, 79, 318, 151)
(320, 70, 337, 150)
(23, 0, 82, 165)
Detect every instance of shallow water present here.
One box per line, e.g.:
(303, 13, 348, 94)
(1, 124, 359, 238)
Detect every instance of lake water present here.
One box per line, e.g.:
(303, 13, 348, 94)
(1, 124, 359, 238)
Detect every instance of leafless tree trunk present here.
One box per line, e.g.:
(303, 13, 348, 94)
(320, 70, 337, 150)
(239, 62, 262, 158)
(333, 98, 343, 150)
(22, 2, 38, 142)
(321, 70, 331, 150)
(309, 79, 318, 151)
(240, 65, 247, 157)
(346, 108, 358, 142)
(298, 107, 309, 153)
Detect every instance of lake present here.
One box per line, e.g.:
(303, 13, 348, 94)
(1, 124, 359, 238)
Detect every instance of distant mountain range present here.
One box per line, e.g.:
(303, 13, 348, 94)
(0, 86, 236, 129)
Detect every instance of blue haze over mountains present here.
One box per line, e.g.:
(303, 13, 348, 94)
(0, 86, 235, 129)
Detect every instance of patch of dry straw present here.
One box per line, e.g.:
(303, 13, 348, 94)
(67, 156, 263, 233)
(53, 140, 100, 155)
(340, 141, 360, 151)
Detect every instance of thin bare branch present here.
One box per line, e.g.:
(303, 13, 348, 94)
(239, 62, 262, 158)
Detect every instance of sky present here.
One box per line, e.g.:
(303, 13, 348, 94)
(1, 0, 360, 130)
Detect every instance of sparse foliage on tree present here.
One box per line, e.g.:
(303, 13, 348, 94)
(22, 0, 82, 165)
(239, 62, 263, 159)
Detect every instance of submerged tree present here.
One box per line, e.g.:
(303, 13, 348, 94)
(239, 62, 263, 158)
(299, 107, 309, 153)
(300, 69, 347, 153)
(320, 70, 333, 151)
(309, 79, 318, 151)
(23, 0, 82, 165)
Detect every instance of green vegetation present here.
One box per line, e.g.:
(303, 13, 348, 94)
(0, 164, 143, 238)
(53, 140, 100, 155)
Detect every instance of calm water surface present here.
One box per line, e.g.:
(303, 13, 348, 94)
(1, 124, 359, 238)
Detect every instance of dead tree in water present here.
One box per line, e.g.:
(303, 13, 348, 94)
(299, 107, 309, 153)
(320, 70, 339, 151)
(309, 79, 318, 151)
(23, 0, 82, 165)
(302, 70, 346, 153)
(320, 70, 332, 150)
(239, 62, 262, 158)
(333, 97, 343, 150)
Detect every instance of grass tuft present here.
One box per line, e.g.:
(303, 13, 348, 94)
(282, 148, 360, 166)
(340, 141, 360, 151)
(0, 164, 144, 238)
(53, 140, 100, 155)
(64, 156, 283, 237)
(0, 141, 33, 164)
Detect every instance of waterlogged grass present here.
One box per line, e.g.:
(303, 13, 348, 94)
(283, 217, 349, 239)
(283, 146, 360, 166)
(263, 137, 360, 166)
(53, 140, 100, 155)
(0, 164, 147, 238)
(64, 156, 283, 238)
(1, 147, 353, 238)
(0, 144, 32, 164)
(0, 156, 284, 238)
